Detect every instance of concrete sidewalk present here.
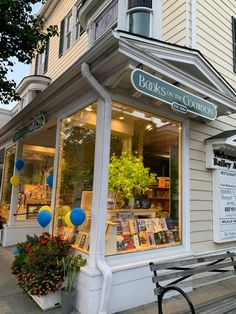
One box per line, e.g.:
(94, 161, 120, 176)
(1, 244, 236, 314)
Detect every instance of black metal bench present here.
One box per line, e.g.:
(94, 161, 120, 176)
(149, 251, 236, 314)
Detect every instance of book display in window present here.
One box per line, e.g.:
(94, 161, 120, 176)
(105, 211, 180, 255)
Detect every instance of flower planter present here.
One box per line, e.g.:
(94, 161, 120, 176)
(29, 291, 61, 311)
(61, 288, 75, 314)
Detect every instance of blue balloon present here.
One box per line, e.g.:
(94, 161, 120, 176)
(47, 174, 53, 189)
(15, 159, 24, 171)
(37, 210, 52, 228)
(70, 208, 86, 226)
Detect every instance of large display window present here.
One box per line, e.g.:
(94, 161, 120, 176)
(0, 146, 16, 220)
(16, 145, 55, 221)
(105, 103, 182, 255)
(54, 105, 97, 252)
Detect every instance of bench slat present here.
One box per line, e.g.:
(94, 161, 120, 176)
(153, 260, 235, 283)
(150, 252, 236, 271)
(154, 270, 236, 295)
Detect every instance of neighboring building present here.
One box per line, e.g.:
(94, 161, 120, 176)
(1, 1, 236, 313)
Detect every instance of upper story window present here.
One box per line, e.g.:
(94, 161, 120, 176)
(75, 4, 84, 40)
(35, 40, 49, 75)
(128, 0, 152, 37)
(66, 13, 73, 50)
(59, 2, 84, 57)
(232, 17, 236, 73)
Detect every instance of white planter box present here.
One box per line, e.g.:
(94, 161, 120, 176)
(29, 291, 61, 311)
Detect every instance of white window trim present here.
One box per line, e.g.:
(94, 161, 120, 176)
(118, 0, 162, 40)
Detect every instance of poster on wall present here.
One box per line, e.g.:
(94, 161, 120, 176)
(213, 169, 236, 243)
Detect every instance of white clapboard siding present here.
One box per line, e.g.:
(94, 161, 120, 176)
(30, 0, 88, 82)
(196, 0, 236, 87)
(190, 115, 236, 252)
(163, 0, 187, 45)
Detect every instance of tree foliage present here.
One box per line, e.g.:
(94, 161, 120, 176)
(0, 0, 58, 104)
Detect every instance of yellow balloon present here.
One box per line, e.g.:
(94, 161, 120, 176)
(38, 205, 52, 213)
(64, 212, 74, 227)
(10, 176, 20, 186)
(59, 205, 71, 217)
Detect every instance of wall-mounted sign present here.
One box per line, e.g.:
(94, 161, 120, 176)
(213, 169, 236, 243)
(206, 147, 236, 171)
(131, 69, 217, 120)
(13, 114, 46, 142)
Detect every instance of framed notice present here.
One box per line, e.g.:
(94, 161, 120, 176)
(81, 191, 92, 211)
(213, 169, 236, 243)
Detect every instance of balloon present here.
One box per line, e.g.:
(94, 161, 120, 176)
(47, 174, 53, 189)
(15, 159, 24, 171)
(38, 205, 52, 213)
(37, 210, 52, 228)
(10, 176, 20, 186)
(59, 205, 71, 217)
(14, 249, 20, 256)
(70, 208, 86, 226)
(64, 212, 74, 227)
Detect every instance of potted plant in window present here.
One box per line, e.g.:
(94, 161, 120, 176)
(59, 253, 86, 314)
(108, 151, 156, 208)
(11, 232, 71, 310)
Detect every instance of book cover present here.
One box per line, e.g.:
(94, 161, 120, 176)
(138, 231, 149, 247)
(79, 233, 87, 249)
(128, 219, 138, 235)
(147, 232, 156, 246)
(145, 219, 154, 233)
(154, 232, 162, 245)
(160, 218, 168, 231)
(117, 235, 125, 252)
(152, 218, 162, 232)
(137, 219, 147, 232)
(116, 235, 135, 251)
(132, 234, 140, 249)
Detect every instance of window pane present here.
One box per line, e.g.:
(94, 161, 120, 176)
(16, 145, 55, 221)
(128, 0, 152, 9)
(1, 146, 16, 220)
(106, 104, 181, 255)
(54, 105, 97, 253)
(129, 11, 150, 37)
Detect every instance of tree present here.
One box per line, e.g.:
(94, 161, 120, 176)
(0, 0, 58, 104)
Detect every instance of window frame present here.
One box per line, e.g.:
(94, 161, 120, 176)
(232, 16, 236, 73)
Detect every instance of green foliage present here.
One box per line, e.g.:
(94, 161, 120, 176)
(11, 232, 71, 296)
(108, 151, 156, 199)
(0, 0, 58, 104)
(59, 253, 86, 294)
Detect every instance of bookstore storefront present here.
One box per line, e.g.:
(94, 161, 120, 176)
(54, 102, 182, 254)
(1, 118, 56, 246)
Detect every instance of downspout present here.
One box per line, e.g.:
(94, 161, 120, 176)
(81, 62, 112, 314)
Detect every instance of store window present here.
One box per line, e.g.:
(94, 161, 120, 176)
(106, 103, 181, 255)
(16, 145, 55, 221)
(0, 146, 16, 220)
(128, 0, 152, 37)
(54, 105, 97, 252)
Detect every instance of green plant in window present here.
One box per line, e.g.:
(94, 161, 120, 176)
(108, 151, 156, 200)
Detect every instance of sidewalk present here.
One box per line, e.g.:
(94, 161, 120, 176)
(1, 244, 236, 314)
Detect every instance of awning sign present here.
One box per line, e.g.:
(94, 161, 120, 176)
(131, 69, 217, 120)
(13, 114, 46, 142)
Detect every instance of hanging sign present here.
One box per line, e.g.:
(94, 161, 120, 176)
(13, 115, 46, 142)
(131, 69, 217, 120)
(213, 169, 236, 243)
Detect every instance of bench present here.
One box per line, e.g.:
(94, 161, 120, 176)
(149, 251, 236, 314)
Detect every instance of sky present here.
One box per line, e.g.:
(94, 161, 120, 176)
(1, 2, 42, 110)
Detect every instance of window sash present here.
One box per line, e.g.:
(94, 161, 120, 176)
(232, 17, 236, 73)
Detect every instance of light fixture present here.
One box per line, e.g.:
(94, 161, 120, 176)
(66, 117, 71, 122)
(146, 124, 153, 131)
(85, 106, 93, 112)
(118, 115, 124, 120)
